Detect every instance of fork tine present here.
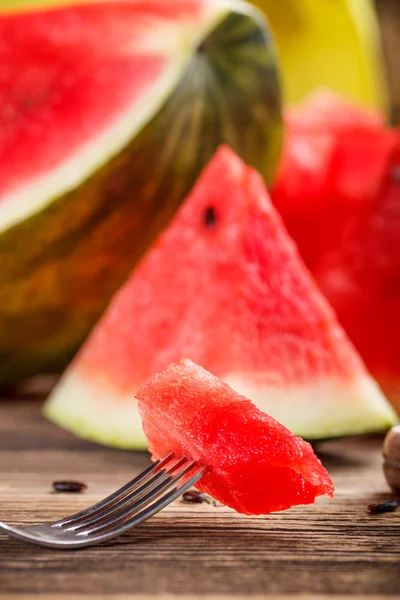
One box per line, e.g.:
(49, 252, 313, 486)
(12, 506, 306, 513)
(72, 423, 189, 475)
(87, 464, 207, 542)
(0, 455, 206, 550)
(79, 458, 201, 537)
(55, 452, 175, 528)
(67, 456, 189, 532)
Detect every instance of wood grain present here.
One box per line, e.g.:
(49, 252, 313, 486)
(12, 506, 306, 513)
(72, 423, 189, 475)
(0, 397, 399, 598)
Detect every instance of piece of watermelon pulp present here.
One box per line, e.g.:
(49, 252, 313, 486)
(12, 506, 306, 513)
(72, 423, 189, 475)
(45, 145, 396, 448)
(137, 359, 334, 515)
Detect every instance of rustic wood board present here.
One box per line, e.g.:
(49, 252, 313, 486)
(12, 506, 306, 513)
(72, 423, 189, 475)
(0, 397, 399, 599)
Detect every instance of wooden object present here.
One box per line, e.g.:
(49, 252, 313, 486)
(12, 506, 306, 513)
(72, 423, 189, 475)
(0, 396, 399, 599)
(375, 0, 400, 124)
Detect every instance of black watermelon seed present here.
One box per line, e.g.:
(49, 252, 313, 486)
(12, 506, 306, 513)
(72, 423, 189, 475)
(182, 490, 209, 504)
(367, 500, 398, 514)
(203, 206, 217, 228)
(53, 481, 87, 493)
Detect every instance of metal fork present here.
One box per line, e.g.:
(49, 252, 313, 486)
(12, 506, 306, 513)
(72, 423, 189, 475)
(0, 453, 206, 549)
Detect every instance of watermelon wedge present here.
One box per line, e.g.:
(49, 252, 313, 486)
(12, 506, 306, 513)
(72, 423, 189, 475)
(44, 146, 397, 448)
(0, 0, 282, 384)
(137, 359, 334, 515)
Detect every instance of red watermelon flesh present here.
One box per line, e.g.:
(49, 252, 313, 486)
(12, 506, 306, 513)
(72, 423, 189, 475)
(137, 359, 334, 515)
(44, 145, 396, 448)
(314, 132, 400, 412)
(272, 91, 396, 269)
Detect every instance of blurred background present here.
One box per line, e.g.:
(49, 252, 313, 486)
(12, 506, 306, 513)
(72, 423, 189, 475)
(257, 0, 400, 121)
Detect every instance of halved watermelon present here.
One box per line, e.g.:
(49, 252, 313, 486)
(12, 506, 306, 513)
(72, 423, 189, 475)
(0, 0, 282, 384)
(44, 146, 397, 448)
(137, 359, 334, 515)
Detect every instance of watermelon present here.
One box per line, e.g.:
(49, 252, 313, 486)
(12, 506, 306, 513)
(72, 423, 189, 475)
(284, 89, 384, 132)
(272, 91, 396, 268)
(0, 0, 282, 384)
(137, 359, 334, 515)
(271, 92, 400, 413)
(45, 146, 397, 448)
(314, 132, 400, 413)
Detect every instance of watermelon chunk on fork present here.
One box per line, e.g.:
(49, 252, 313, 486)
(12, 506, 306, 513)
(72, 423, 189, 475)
(137, 359, 334, 515)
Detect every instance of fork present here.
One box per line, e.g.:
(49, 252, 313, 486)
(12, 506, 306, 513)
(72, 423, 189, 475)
(0, 453, 206, 549)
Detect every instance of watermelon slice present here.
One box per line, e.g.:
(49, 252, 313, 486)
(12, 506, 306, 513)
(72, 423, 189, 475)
(137, 359, 334, 515)
(0, 0, 282, 384)
(272, 91, 396, 268)
(314, 132, 400, 413)
(44, 146, 397, 448)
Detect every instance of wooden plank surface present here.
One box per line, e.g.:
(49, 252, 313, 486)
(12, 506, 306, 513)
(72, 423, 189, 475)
(0, 396, 399, 599)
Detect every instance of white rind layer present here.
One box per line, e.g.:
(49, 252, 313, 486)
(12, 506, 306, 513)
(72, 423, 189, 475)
(44, 369, 398, 450)
(0, 2, 228, 234)
(44, 372, 149, 449)
(224, 372, 398, 440)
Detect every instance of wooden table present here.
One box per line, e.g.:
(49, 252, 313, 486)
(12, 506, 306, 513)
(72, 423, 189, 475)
(0, 396, 399, 600)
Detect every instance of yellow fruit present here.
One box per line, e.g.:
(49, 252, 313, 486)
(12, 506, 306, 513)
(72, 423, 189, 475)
(0, 0, 94, 9)
(251, 0, 385, 108)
